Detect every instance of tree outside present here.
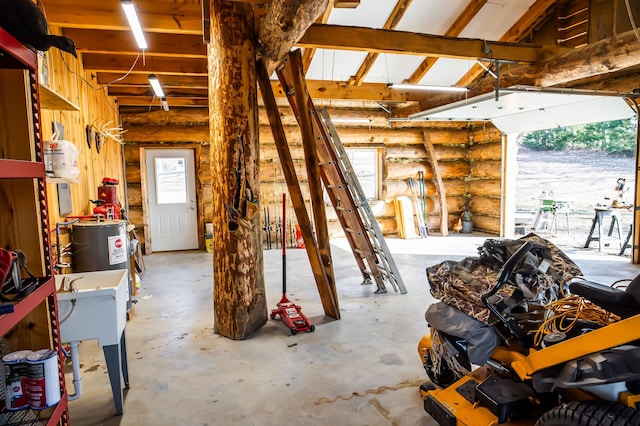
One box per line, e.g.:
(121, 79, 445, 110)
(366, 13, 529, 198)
(518, 118, 637, 156)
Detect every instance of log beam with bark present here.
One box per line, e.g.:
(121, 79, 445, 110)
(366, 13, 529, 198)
(400, 29, 640, 117)
(209, 0, 266, 340)
(257, 0, 330, 72)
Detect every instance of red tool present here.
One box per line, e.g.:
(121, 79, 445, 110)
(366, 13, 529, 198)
(270, 193, 315, 335)
(92, 177, 122, 220)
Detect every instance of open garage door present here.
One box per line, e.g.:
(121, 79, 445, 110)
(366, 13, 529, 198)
(409, 86, 640, 262)
(409, 86, 636, 134)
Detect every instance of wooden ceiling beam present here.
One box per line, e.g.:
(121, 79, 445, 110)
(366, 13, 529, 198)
(108, 87, 208, 98)
(115, 96, 208, 107)
(62, 28, 206, 57)
(397, 29, 640, 118)
(101, 72, 426, 102)
(82, 53, 207, 75)
(97, 73, 208, 88)
(350, 0, 413, 86)
(299, 24, 559, 62)
(44, 0, 202, 34)
(407, 0, 486, 84)
(535, 29, 640, 87)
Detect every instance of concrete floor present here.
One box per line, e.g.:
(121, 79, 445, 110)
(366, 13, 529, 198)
(66, 233, 640, 425)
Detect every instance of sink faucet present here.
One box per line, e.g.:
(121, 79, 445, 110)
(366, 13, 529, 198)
(59, 276, 83, 292)
(69, 277, 83, 293)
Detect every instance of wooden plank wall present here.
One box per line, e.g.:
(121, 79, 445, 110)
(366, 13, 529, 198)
(39, 28, 125, 230)
(121, 106, 504, 249)
(0, 28, 122, 351)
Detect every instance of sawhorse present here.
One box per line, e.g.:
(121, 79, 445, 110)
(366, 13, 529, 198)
(619, 224, 633, 256)
(584, 208, 622, 251)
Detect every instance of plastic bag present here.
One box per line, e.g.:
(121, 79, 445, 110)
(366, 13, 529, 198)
(44, 140, 79, 183)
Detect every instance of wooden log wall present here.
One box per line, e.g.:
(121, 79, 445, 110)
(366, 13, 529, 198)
(121, 106, 505, 247)
(467, 125, 503, 234)
(120, 109, 210, 253)
(259, 108, 504, 237)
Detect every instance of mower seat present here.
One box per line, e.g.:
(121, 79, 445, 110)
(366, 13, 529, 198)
(569, 275, 640, 319)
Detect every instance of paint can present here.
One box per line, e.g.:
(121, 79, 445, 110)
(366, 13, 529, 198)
(25, 349, 61, 408)
(205, 233, 213, 253)
(2, 349, 61, 410)
(3, 350, 32, 410)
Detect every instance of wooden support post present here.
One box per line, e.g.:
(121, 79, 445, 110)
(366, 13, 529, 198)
(633, 109, 640, 264)
(257, 59, 340, 319)
(285, 50, 339, 313)
(422, 131, 448, 236)
(209, 0, 266, 339)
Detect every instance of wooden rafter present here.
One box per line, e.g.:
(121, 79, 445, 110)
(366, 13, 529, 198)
(407, 0, 486, 84)
(99, 73, 432, 103)
(349, 0, 412, 86)
(114, 96, 208, 108)
(45, 0, 203, 34)
(82, 53, 207, 75)
(62, 28, 207, 58)
(299, 24, 557, 62)
(400, 29, 640, 118)
(455, 0, 558, 87)
(301, 2, 333, 73)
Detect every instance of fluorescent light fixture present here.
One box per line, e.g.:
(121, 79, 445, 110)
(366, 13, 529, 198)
(409, 86, 635, 134)
(161, 97, 169, 112)
(331, 118, 372, 124)
(121, 0, 148, 50)
(388, 83, 468, 93)
(148, 74, 164, 97)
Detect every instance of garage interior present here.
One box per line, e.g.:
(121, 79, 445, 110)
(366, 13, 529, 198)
(2, 0, 640, 424)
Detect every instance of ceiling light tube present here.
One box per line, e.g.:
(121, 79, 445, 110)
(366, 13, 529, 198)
(148, 74, 164, 97)
(388, 83, 468, 93)
(161, 97, 169, 112)
(331, 118, 372, 124)
(121, 0, 148, 50)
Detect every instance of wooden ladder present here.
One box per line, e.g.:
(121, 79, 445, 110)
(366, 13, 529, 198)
(275, 52, 407, 295)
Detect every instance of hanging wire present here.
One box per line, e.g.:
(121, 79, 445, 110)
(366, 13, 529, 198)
(99, 54, 142, 89)
(384, 53, 390, 85)
(58, 51, 142, 93)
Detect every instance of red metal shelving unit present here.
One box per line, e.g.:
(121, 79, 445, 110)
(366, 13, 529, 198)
(0, 27, 69, 425)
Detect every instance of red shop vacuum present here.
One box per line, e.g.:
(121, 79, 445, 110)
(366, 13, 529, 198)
(270, 193, 315, 335)
(92, 177, 122, 220)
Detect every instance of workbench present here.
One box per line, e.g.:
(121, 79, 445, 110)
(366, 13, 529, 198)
(583, 207, 624, 251)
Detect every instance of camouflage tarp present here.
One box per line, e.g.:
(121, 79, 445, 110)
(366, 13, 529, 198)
(426, 233, 582, 324)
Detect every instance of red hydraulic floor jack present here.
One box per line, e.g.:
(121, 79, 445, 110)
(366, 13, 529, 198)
(270, 193, 315, 335)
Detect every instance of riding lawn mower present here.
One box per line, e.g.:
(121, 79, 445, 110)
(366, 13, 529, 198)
(418, 234, 640, 425)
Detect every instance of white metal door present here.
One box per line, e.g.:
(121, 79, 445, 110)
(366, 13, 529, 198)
(147, 149, 198, 251)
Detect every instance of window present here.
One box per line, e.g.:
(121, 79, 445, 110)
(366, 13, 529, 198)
(345, 148, 379, 200)
(154, 157, 187, 204)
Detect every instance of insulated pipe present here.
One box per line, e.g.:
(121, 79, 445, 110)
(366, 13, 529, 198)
(67, 341, 83, 401)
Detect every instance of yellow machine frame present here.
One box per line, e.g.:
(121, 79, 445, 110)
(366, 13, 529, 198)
(418, 315, 640, 425)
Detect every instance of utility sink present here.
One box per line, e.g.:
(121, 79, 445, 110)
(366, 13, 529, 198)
(55, 269, 129, 346)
